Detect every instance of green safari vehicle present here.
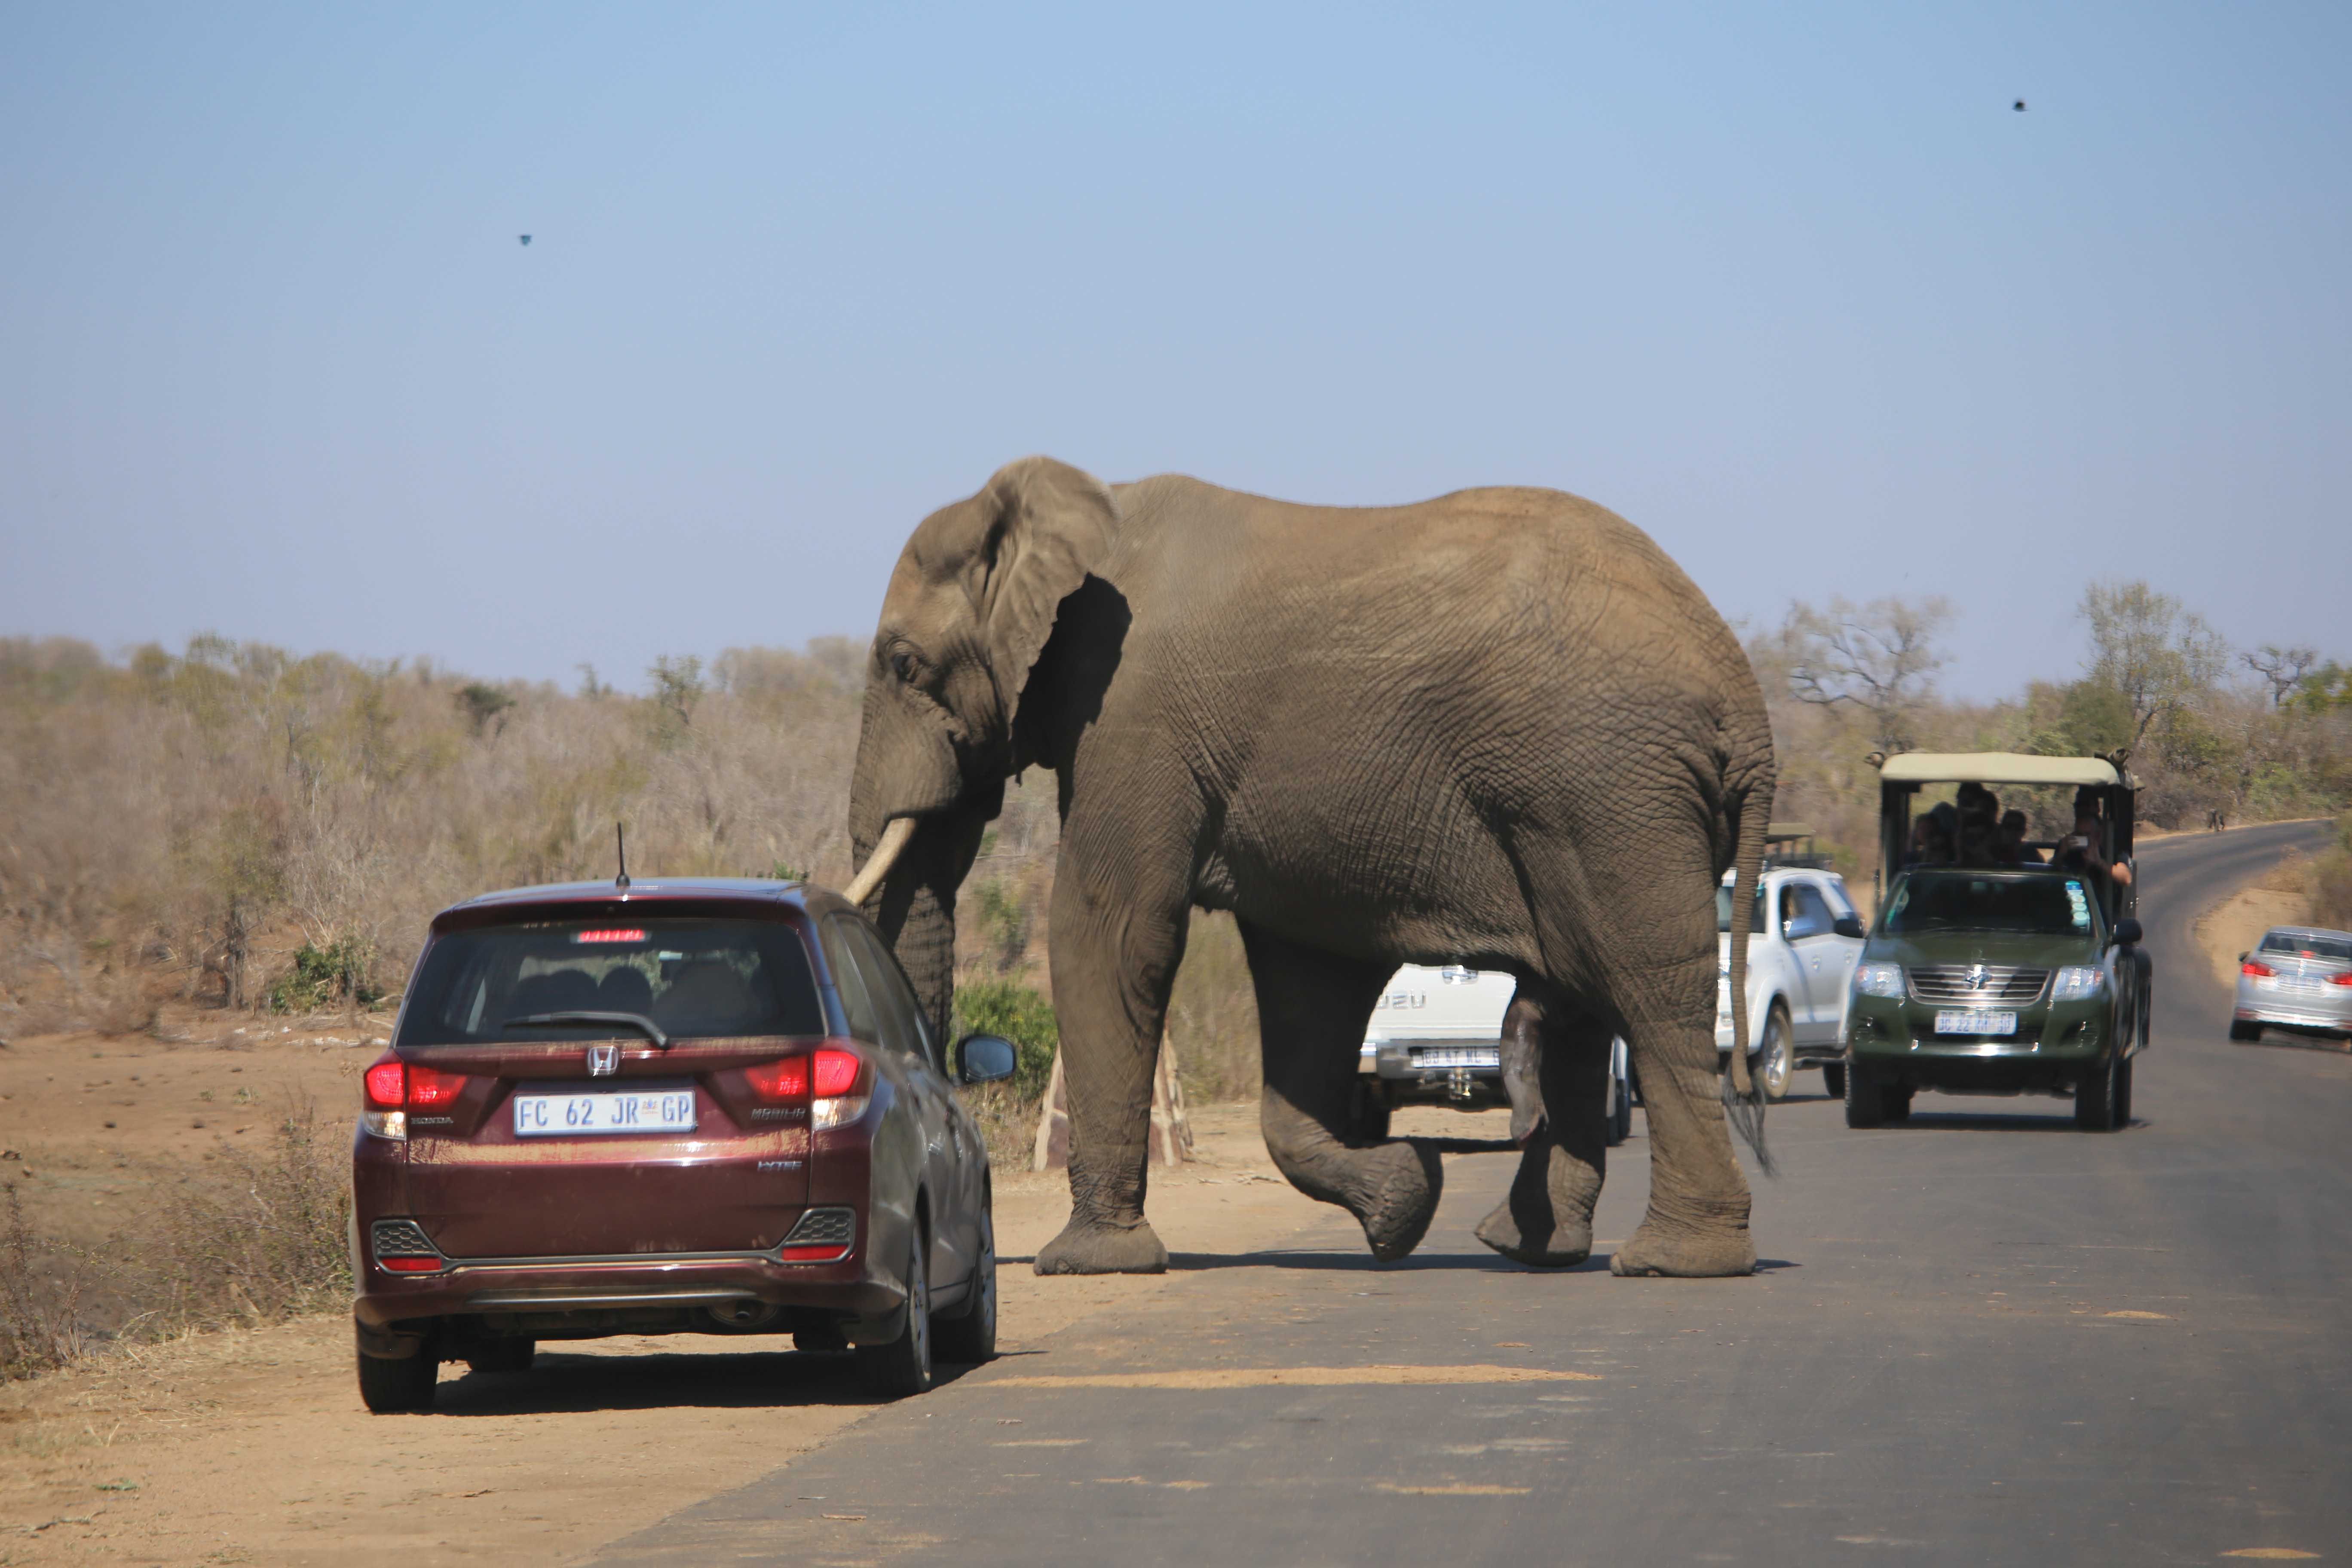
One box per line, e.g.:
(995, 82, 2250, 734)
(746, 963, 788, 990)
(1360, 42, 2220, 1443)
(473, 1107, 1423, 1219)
(1843, 752, 2149, 1132)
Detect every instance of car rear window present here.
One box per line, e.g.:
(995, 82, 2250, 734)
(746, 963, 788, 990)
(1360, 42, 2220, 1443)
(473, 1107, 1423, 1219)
(396, 918, 826, 1046)
(2260, 931, 2352, 961)
(1882, 872, 2099, 937)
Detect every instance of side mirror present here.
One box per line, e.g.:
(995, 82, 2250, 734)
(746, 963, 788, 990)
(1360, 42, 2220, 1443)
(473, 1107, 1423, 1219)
(1833, 915, 1868, 940)
(955, 1033, 1018, 1086)
(2113, 918, 2143, 946)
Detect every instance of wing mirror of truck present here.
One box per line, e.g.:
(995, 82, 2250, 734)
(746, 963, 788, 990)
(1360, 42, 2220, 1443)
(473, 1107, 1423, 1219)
(1833, 915, 1868, 939)
(955, 1033, 1019, 1086)
(2113, 918, 2144, 946)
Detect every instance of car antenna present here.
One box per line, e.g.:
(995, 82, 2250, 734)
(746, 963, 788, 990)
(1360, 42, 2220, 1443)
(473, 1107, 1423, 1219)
(615, 822, 631, 891)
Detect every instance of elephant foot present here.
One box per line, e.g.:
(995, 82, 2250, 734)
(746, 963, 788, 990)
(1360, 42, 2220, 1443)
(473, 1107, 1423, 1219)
(1351, 1140, 1444, 1262)
(1033, 1216, 1169, 1276)
(1608, 1219, 1755, 1278)
(1472, 1139, 1599, 1268)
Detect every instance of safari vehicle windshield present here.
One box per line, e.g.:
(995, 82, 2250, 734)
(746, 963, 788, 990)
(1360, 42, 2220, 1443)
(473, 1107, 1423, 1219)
(396, 919, 826, 1046)
(1881, 871, 2102, 939)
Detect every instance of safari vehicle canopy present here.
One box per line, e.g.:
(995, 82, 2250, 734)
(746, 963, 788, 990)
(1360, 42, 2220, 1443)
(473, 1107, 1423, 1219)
(1871, 750, 2138, 924)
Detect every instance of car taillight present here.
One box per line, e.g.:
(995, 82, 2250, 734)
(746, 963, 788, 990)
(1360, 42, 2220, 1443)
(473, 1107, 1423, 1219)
(812, 1047, 868, 1131)
(2328, 971, 2352, 987)
(406, 1064, 468, 1108)
(746, 1058, 810, 1099)
(2242, 961, 2277, 978)
(364, 1060, 405, 1108)
(380, 1256, 443, 1273)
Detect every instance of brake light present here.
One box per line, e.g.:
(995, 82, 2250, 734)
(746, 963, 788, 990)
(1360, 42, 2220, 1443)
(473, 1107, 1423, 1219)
(746, 1058, 810, 1099)
(2328, 971, 2352, 987)
(364, 1060, 405, 1108)
(2242, 961, 2277, 978)
(574, 928, 646, 943)
(406, 1064, 469, 1108)
(812, 1047, 867, 1130)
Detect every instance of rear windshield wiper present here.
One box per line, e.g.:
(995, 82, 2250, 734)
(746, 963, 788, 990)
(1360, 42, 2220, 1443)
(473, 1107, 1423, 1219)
(502, 1011, 670, 1050)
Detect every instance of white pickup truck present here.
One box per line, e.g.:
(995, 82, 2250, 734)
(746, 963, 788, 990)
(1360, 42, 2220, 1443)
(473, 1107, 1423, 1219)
(1719, 830, 1869, 1099)
(1354, 965, 1634, 1146)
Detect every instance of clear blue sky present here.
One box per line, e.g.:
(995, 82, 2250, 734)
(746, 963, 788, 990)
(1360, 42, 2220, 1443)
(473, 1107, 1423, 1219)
(4, 3, 2346, 698)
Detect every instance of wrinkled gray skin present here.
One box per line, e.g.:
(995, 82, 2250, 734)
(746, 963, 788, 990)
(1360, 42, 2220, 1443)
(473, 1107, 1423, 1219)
(848, 458, 1773, 1279)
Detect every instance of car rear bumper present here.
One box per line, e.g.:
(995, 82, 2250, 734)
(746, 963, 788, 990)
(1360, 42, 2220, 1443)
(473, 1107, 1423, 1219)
(1362, 1038, 1507, 1105)
(352, 1244, 904, 1344)
(2234, 1003, 2352, 1032)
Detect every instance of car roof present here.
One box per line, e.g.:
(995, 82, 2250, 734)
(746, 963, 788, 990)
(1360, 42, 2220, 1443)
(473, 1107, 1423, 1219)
(429, 877, 853, 934)
(1877, 751, 2122, 787)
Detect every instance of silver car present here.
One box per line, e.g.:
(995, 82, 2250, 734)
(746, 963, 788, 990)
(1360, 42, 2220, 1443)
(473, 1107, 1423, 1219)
(2230, 926, 2352, 1042)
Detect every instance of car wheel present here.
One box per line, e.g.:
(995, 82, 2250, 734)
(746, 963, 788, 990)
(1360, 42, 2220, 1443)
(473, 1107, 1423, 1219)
(934, 1198, 997, 1366)
(2112, 1053, 2134, 1127)
(2075, 1052, 2119, 1132)
(1606, 1063, 1633, 1147)
(1757, 1006, 1794, 1102)
(357, 1344, 439, 1414)
(2228, 1020, 2261, 1042)
(464, 1338, 534, 1375)
(1844, 1060, 1883, 1128)
(857, 1223, 935, 1399)
(1822, 1061, 1848, 1100)
(1343, 1078, 1393, 1145)
(1883, 1084, 1914, 1122)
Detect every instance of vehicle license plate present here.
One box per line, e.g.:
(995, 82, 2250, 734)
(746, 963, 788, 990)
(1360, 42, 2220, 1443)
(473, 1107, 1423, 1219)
(1414, 1046, 1501, 1069)
(1934, 1010, 2017, 1036)
(513, 1085, 696, 1137)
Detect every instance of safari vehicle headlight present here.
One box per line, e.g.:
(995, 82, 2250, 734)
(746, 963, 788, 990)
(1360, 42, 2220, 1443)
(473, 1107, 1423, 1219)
(2052, 965, 2105, 1001)
(1853, 962, 1905, 999)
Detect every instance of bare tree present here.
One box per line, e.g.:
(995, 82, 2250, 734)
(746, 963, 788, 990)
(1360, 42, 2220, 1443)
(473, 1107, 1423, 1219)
(1784, 595, 1954, 754)
(2243, 644, 2319, 708)
(2078, 580, 2230, 745)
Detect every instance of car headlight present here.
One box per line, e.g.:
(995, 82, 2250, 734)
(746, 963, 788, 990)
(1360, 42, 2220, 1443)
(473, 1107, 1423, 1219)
(2052, 965, 2105, 1001)
(1853, 962, 1905, 999)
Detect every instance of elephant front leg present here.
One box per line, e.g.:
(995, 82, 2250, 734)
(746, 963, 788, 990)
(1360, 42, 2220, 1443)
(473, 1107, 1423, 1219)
(1032, 873, 1183, 1277)
(1475, 1000, 1610, 1268)
(1243, 923, 1443, 1263)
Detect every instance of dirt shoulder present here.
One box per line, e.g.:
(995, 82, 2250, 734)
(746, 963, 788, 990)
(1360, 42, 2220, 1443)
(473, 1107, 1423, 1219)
(1, 1067, 1491, 1567)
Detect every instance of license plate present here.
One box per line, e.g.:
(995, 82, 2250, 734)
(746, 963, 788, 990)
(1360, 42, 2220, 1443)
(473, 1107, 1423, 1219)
(512, 1084, 696, 1137)
(1935, 1010, 2017, 1036)
(1413, 1046, 1501, 1069)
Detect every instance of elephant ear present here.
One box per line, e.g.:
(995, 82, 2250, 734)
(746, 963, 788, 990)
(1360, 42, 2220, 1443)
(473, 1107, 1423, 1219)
(962, 456, 1120, 725)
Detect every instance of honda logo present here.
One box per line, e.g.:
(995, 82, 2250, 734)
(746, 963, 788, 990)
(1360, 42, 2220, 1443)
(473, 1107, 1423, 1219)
(588, 1044, 620, 1077)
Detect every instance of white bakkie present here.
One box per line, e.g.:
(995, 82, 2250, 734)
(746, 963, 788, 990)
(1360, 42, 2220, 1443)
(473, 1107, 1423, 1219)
(1718, 862, 1868, 1099)
(1359, 964, 1635, 1146)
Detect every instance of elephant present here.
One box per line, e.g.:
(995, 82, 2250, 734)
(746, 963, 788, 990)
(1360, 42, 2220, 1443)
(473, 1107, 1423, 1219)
(844, 456, 1775, 1279)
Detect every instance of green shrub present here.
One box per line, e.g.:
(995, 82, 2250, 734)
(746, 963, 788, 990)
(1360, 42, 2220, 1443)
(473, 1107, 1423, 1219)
(267, 937, 384, 1014)
(952, 977, 1057, 1100)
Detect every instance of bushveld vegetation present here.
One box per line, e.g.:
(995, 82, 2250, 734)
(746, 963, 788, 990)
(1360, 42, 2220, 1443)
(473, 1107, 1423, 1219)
(1, 578, 2346, 1372)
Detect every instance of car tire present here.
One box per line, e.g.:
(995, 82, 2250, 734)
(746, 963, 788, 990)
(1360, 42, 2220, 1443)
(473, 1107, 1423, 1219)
(2228, 1020, 2261, 1042)
(857, 1223, 935, 1399)
(2075, 1052, 2120, 1132)
(464, 1338, 534, 1375)
(1757, 1006, 1795, 1102)
(2112, 1053, 2134, 1127)
(1343, 1078, 1393, 1145)
(1844, 1060, 1883, 1129)
(1822, 1061, 1848, 1100)
(934, 1198, 997, 1366)
(357, 1346, 439, 1414)
(1606, 1064, 1633, 1147)
(1883, 1084, 1914, 1122)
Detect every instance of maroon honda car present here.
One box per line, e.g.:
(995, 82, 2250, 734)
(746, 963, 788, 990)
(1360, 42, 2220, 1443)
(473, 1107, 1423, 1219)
(349, 876, 1014, 1412)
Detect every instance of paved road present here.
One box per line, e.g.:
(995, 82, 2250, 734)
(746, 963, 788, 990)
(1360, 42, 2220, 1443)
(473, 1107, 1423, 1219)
(595, 821, 2350, 1568)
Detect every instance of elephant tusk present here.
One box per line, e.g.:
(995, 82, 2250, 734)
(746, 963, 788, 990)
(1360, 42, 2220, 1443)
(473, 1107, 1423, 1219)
(843, 816, 916, 906)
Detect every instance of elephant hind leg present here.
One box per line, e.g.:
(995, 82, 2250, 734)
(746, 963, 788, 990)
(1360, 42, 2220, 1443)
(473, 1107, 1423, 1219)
(1241, 922, 1442, 1263)
(1609, 1017, 1756, 1279)
(1475, 995, 1611, 1268)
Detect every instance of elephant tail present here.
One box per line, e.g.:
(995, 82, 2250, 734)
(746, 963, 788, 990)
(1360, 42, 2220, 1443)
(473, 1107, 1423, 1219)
(1721, 780, 1774, 1176)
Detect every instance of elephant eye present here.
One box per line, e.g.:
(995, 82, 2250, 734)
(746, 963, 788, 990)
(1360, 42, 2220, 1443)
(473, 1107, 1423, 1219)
(889, 649, 922, 684)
